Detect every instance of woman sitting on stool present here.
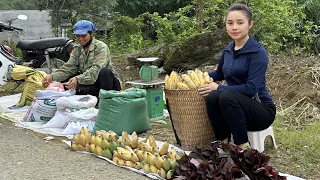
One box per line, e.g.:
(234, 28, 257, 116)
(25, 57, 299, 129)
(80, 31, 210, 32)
(198, 3, 276, 150)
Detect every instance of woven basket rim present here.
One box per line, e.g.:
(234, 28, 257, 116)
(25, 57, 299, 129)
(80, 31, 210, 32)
(165, 88, 199, 91)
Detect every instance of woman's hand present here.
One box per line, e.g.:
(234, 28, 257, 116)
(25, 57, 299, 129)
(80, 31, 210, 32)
(198, 82, 219, 97)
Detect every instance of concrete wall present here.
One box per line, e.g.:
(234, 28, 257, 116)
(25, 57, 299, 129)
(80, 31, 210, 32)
(0, 10, 53, 43)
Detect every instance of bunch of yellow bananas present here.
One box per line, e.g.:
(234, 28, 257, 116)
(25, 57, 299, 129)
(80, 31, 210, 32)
(72, 129, 184, 179)
(71, 127, 91, 152)
(164, 69, 213, 90)
(113, 132, 183, 179)
(71, 128, 119, 160)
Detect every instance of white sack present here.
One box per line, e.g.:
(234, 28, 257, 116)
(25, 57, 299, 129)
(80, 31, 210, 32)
(56, 95, 97, 110)
(23, 99, 57, 122)
(42, 108, 98, 128)
(60, 121, 95, 135)
(35, 90, 75, 100)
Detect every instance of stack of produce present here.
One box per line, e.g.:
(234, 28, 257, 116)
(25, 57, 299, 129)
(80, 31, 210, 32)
(164, 69, 213, 90)
(71, 128, 119, 159)
(174, 143, 287, 180)
(71, 127, 92, 151)
(71, 128, 184, 179)
(113, 131, 183, 179)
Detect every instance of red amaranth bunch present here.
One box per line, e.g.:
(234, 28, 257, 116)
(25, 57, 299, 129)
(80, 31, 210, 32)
(172, 142, 286, 180)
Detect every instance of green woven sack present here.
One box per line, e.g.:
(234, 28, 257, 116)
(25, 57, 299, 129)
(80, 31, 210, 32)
(92, 88, 151, 135)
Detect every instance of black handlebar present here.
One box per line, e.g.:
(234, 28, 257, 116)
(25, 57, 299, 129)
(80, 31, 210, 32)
(0, 22, 23, 32)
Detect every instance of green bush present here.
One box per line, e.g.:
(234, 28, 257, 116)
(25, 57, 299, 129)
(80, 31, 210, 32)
(248, 0, 318, 55)
(107, 15, 155, 53)
(298, 0, 320, 26)
(202, 0, 319, 55)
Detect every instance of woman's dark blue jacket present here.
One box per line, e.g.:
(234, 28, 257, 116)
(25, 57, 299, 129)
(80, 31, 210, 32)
(209, 36, 274, 104)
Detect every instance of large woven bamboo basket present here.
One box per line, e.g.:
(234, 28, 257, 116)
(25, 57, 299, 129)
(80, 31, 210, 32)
(165, 89, 215, 150)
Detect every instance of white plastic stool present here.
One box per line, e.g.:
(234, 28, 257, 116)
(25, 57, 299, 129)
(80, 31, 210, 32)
(247, 126, 277, 152)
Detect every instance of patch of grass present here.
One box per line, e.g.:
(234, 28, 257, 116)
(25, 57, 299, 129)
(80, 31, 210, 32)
(150, 121, 171, 129)
(150, 117, 171, 128)
(140, 117, 177, 144)
(264, 115, 320, 179)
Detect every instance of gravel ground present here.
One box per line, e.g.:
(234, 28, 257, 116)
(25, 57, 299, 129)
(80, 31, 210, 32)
(0, 120, 150, 180)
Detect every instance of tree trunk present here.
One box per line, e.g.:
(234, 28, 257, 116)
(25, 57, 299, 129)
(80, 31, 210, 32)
(196, 0, 204, 32)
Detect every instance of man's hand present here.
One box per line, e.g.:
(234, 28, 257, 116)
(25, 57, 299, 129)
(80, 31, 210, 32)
(42, 75, 53, 88)
(63, 77, 77, 90)
(198, 82, 219, 97)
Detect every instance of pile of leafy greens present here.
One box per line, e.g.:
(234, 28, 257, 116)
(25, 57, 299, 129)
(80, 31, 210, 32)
(172, 143, 286, 180)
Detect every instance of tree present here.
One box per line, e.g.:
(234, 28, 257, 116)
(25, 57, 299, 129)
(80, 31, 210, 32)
(196, 0, 204, 32)
(0, 0, 37, 10)
(298, 0, 320, 25)
(31, 0, 76, 35)
(31, 0, 118, 36)
(113, 0, 192, 17)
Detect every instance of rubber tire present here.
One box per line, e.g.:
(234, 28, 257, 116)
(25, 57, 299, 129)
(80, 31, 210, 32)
(40, 58, 65, 69)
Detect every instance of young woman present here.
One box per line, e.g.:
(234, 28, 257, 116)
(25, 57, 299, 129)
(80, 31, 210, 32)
(42, 20, 121, 97)
(198, 3, 276, 150)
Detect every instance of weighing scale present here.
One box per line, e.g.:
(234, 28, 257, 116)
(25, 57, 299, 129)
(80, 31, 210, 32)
(126, 57, 165, 120)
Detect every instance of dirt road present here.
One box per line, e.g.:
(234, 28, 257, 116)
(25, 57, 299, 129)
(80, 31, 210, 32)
(0, 119, 150, 180)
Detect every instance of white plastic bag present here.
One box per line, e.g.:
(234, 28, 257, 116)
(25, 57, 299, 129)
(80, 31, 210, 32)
(60, 121, 95, 135)
(56, 95, 98, 110)
(42, 108, 98, 128)
(35, 90, 75, 100)
(41, 109, 69, 128)
(23, 99, 57, 122)
(68, 108, 99, 122)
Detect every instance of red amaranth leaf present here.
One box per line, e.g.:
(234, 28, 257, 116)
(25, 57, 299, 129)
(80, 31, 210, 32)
(230, 167, 244, 178)
(190, 158, 201, 168)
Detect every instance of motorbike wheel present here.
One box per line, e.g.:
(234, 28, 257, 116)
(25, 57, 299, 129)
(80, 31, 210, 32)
(40, 58, 65, 69)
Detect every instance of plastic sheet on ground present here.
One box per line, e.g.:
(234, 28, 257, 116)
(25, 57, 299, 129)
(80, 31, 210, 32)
(0, 93, 29, 122)
(63, 138, 186, 180)
(0, 94, 306, 180)
(0, 93, 94, 137)
(63, 138, 304, 180)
